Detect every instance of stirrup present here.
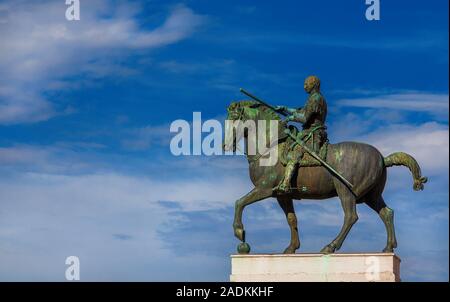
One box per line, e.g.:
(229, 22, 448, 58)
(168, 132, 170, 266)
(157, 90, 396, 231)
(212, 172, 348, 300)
(274, 183, 292, 194)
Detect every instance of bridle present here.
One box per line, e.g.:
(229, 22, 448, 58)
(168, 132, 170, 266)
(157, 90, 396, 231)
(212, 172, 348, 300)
(228, 105, 280, 163)
(229, 105, 245, 122)
(227, 106, 246, 155)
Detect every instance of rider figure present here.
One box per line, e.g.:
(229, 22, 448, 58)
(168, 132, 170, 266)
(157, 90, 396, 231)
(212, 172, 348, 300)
(274, 75, 328, 193)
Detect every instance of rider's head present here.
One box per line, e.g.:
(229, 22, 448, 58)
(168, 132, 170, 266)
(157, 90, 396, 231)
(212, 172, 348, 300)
(304, 75, 320, 93)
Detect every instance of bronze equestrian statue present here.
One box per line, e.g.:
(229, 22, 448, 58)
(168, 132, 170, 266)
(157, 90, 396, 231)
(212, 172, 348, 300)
(223, 75, 427, 254)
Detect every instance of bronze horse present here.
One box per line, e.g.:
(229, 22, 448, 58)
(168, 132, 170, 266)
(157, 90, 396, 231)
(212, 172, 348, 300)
(223, 100, 427, 254)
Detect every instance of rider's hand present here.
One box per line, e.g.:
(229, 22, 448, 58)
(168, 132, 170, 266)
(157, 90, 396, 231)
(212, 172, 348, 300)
(274, 105, 287, 112)
(285, 115, 294, 122)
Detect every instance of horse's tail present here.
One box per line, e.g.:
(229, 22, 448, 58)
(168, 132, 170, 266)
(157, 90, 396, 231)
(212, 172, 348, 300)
(384, 152, 428, 191)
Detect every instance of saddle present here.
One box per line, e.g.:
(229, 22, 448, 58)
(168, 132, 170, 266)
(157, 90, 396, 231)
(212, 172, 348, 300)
(279, 124, 329, 167)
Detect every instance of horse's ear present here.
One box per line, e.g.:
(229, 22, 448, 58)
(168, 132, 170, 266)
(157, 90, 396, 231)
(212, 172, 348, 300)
(228, 102, 238, 111)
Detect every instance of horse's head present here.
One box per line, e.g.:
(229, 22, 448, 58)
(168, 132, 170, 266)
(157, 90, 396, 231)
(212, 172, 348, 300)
(223, 101, 244, 152)
(222, 101, 280, 152)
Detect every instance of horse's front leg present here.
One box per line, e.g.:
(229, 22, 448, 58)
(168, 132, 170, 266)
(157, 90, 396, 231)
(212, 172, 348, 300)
(233, 187, 273, 242)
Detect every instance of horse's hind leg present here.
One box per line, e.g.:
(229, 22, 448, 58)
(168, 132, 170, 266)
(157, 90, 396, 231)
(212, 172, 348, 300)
(366, 196, 397, 253)
(321, 183, 358, 254)
(277, 197, 300, 254)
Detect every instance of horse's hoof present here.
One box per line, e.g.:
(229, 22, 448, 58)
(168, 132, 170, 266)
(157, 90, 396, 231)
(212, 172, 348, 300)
(237, 242, 251, 254)
(283, 247, 296, 254)
(382, 247, 394, 253)
(320, 244, 336, 254)
(234, 227, 245, 241)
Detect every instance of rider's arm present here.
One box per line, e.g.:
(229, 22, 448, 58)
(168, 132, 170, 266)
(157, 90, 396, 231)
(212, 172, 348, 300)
(275, 106, 304, 123)
(274, 106, 299, 115)
(285, 107, 298, 114)
(287, 110, 306, 123)
(274, 105, 292, 112)
(288, 96, 320, 124)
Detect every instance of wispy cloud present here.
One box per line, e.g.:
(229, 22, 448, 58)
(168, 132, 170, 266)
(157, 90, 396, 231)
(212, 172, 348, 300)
(304, 32, 448, 51)
(0, 144, 110, 175)
(0, 126, 447, 280)
(158, 59, 235, 74)
(326, 90, 449, 177)
(336, 92, 449, 120)
(112, 234, 133, 241)
(121, 125, 172, 151)
(156, 58, 305, 94)
(360, 122, 449, 176)
(0, 171, 236, 281)
(207, 30, 448, 53)
(0, 1, 206, 124)
(329, 112, 448, 176)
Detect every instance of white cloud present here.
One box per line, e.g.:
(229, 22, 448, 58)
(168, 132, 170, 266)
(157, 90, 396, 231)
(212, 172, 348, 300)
(0, 1, 205, 124)
(207, 30, 448, 55)
(0, 171, 238, 280)
(0, 145, 52, 165)
(121, 125, 171, 151)
(358, 122, 449, 176)
(158, 59, 235, 74)
(0, 138, 447, 280)
(0, 103, 448, 280)
(328, 94, 449, 176)
(337, 92, 449, 120)
(0, 144, 102, 174)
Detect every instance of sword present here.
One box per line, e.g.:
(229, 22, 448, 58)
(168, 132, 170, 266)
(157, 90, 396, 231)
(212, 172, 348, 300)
(285, 130, 354, 189)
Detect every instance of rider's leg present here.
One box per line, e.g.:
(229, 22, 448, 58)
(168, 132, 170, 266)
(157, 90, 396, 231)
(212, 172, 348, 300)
(276, 145, 303, 193)
(277, 160, 297, 192)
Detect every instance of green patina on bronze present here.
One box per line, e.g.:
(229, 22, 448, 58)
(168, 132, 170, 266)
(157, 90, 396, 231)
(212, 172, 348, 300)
(334, 148, 344, 162)
(224, 76, 428, 255)
(244, 106, 258, 120)
(384, 152, 428, 190)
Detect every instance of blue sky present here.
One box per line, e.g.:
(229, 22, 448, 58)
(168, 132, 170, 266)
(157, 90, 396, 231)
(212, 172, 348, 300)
(0, 0, 448, 281)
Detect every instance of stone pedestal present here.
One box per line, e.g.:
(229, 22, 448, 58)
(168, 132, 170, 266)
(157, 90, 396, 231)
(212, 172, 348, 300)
(230, 253, 400, 282)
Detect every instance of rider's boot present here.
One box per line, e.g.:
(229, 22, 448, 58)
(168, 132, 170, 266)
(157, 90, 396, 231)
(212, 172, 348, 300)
(276, 160, 297, 193)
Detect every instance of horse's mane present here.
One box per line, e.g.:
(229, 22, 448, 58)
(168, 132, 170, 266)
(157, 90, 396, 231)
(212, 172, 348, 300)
(231, 100, 281, 121)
